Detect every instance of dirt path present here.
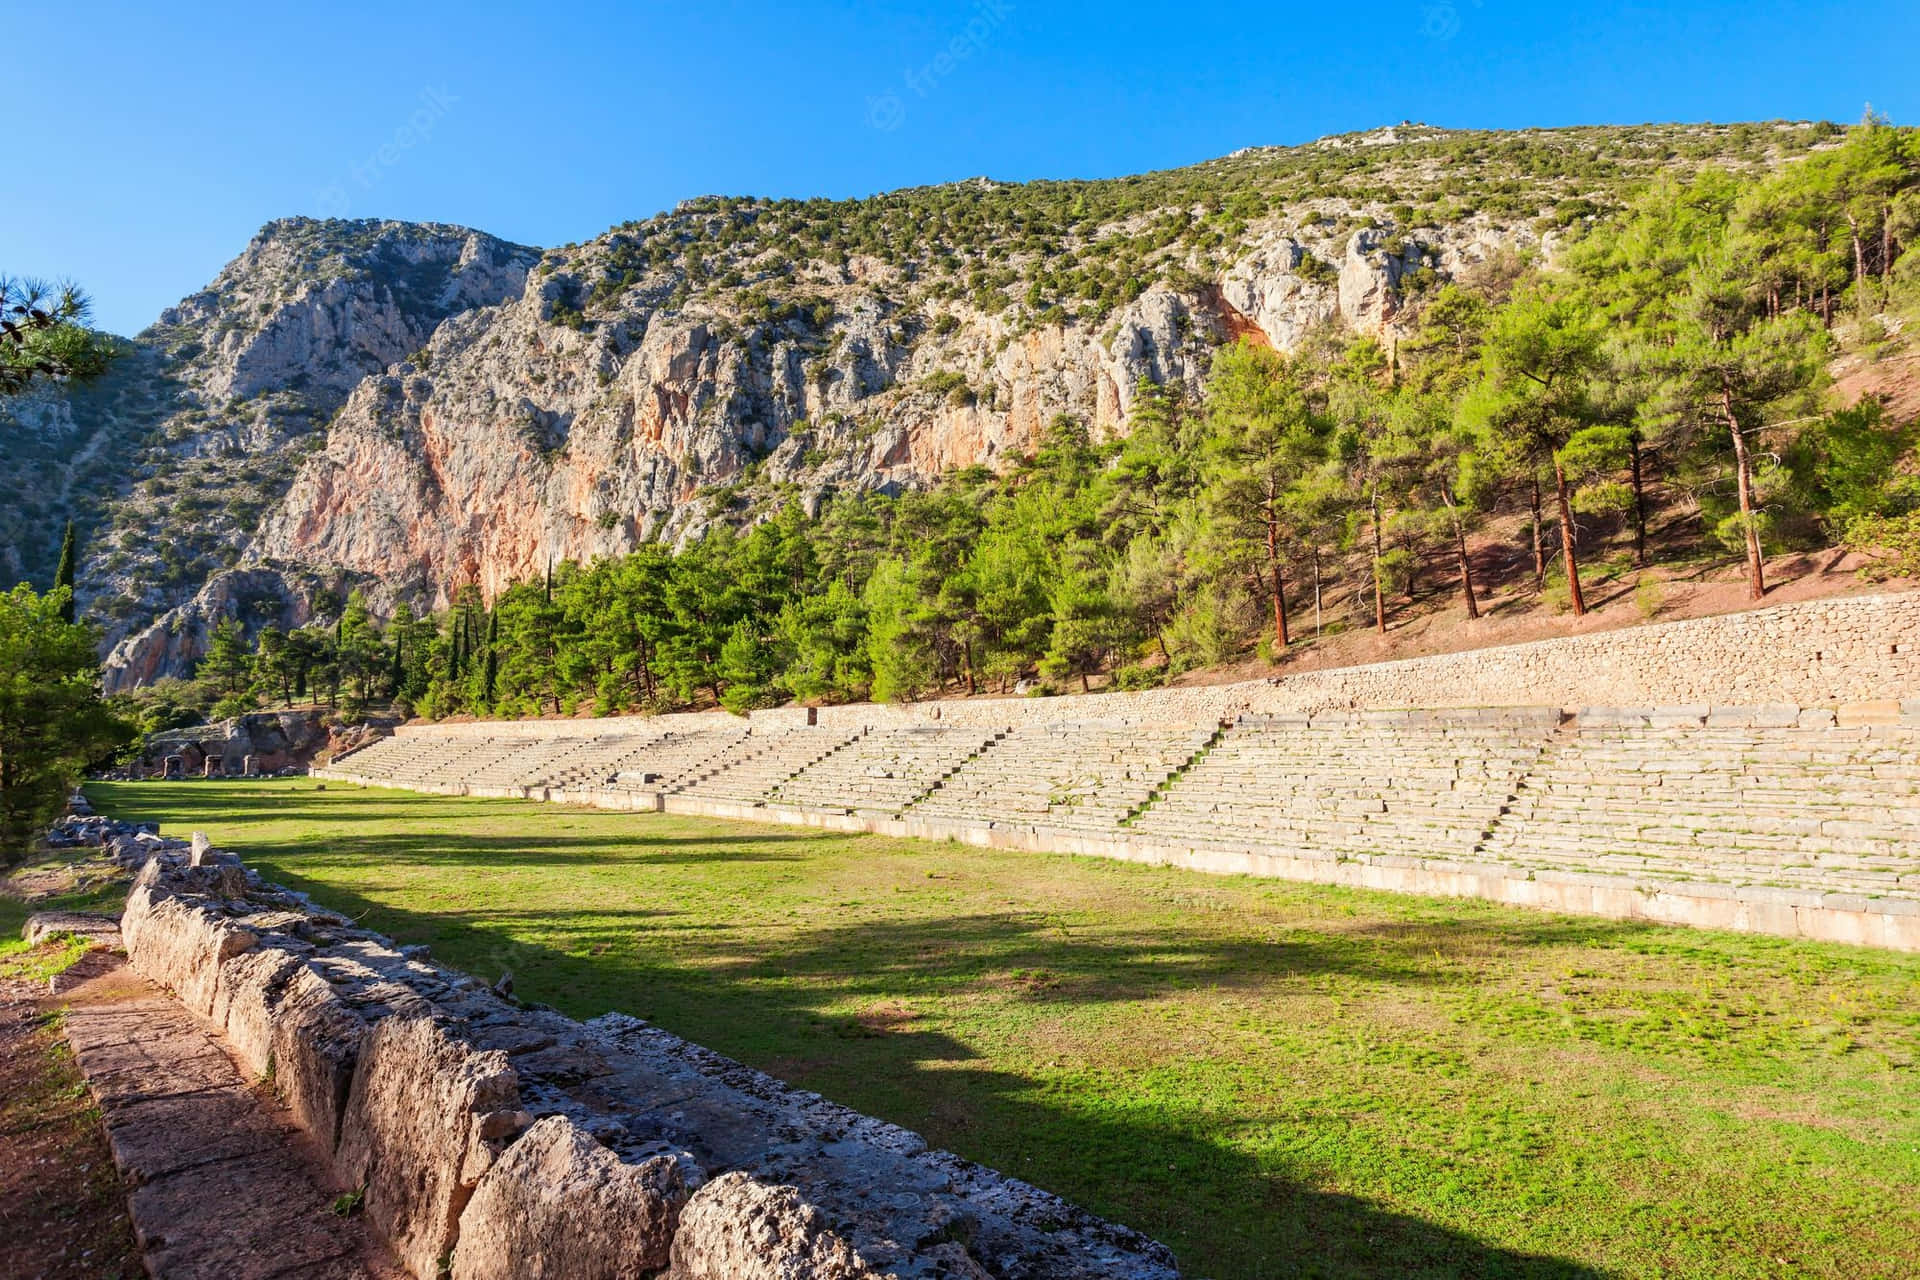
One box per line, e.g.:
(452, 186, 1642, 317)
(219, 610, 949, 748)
(57, 954, 406, 1280)
(0, 953, 141, 1280)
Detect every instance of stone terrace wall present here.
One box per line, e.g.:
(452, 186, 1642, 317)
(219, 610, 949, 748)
(384, 590, 1918, 741)
(109, 836, 1180, 1280)
(379, 708, 737, 743)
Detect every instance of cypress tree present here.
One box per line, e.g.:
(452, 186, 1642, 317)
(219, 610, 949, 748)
(53, 520, 77, 624)
(484, 610, 499, 703)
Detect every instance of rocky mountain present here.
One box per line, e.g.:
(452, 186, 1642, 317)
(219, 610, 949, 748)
(0, 121, 1837, 689)
(0, 218, 538, 686)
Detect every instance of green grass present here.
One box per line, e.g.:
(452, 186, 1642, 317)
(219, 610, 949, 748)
(88, 779, 1920, 1280)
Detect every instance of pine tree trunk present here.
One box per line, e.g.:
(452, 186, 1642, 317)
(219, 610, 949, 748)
(1629, 430, 1648, 566)
(1528, 477, 1547, 590)
(1444, 492, 1480, 620)
(1265, 516, 1290, 649)
(1312, 546, 1323, 637)
(1883, 211, 1895, 308)
(1724, 385, 1767, 600)
(1849, 214, 1867, 304)
(1371, 491, 1387, 634)
(1553, 460, 1587, 616)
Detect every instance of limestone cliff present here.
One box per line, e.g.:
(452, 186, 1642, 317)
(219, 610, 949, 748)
(4, 219, 539, 690)
(254, 214, 1538, 607)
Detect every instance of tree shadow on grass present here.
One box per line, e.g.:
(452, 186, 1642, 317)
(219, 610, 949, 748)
(253, 868, 1620, 1280)
(238, 829, 821, 868)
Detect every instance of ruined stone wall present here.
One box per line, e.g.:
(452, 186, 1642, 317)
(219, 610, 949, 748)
(110, 837, 1180, 1280)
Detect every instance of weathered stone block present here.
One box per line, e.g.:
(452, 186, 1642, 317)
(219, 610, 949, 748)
(273, 966, 371, 1153)
(211, 944, 306, 1077)
(335, 1015, 524, 1279)
(452, 1115, 688, 1280)
(121, 878, 258, 1016)
(667, 1173, 883, 1280)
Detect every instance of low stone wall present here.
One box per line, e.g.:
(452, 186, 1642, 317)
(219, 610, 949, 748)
(384, 590, 1919, 740)
(380, 709, 736, 744)
(110, 835, 1180, 1280)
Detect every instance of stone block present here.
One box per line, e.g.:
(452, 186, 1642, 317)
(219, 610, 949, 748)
(211, 944, 307, 1077)
(1837, 700, 1904, 727)
(121, 881, 258, 1016)
(452, 1116, 689, 1280)
(335, 1015, 526, 1279)
(666, 1173, 885, 1280)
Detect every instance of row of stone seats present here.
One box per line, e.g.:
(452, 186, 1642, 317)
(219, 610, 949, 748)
(461, 736, 591, 788)
(326, 735, 419, 777)
(1127, 709, 1560, 860)
(337, 735, 500, 786)
(909, 721, 1217, 830)
(772, 725, 1009, 813)
(542, 735, 674, 790)
(513, 734, 656, 790)
(606, 729, 751, 791)
(674, 727, 866, 803)
(1481, 718, 1920, 893)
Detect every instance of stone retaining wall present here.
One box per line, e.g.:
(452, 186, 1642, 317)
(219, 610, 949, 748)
(111, 836, 1180, 1280)
(380, 590, 1919, 741)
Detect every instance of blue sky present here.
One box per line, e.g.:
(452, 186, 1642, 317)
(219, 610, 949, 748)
(11, 0, 1917, 337)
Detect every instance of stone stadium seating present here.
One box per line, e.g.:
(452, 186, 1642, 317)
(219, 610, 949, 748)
(1480, 712, 1920, 894)
(604, 728, 751, 792)
(315, 695, 1920, 949)
(1128, 708, 1561, 861)
(909, 721, 1218, 831)
(772, 724, 1009, 813)
(673, 727, 865, 803)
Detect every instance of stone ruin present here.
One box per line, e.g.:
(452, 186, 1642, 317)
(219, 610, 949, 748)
(123, 710, 396, 780)
(93, 828, 1180, 1279)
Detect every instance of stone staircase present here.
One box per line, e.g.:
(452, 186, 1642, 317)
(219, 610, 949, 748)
(907, 721, 1218, 831)
(772, 724, 1011, 814)
(673, 727, 867, 804)
(1128, 708, 1562, 861)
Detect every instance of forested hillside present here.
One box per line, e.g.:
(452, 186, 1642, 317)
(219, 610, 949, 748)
(151, 119, 1920, 726)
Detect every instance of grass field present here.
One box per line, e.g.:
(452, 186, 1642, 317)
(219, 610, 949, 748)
(88, 780, 1920, 1280)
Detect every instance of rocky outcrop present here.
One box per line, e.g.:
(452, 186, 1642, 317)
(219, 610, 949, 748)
(127, 708, 355, 771)
(4, 218, 537, 683)
(251, 217, 1533, 613)
(102, 570, 315, 694)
